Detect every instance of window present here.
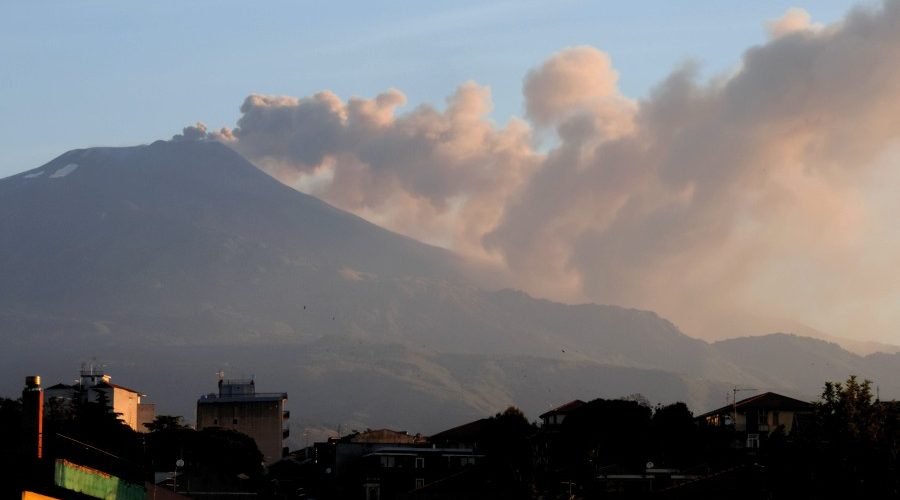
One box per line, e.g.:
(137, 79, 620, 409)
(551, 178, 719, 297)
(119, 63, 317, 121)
(213, 418, 218, 425)
(379, 456, 395, 468)
(415, 457, 425, 469)
(746, 433, 760, 449)
(415, 478, 425, 490)
(772, 411, 780, 426)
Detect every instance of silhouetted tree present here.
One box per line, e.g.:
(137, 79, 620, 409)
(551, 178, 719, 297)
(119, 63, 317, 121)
(480, 406, 536, 498)
(818, 375, 886, 445)
(145, 426, 265, 493)
(650, 402, 700, 468)
(144, 414, 188, 432)
(42, 390, 143, 482)
(811, 375, 896, 496)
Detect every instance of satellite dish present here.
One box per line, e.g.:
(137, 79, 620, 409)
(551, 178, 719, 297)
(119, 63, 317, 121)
(646, 461, 654, 469)
(176, 459, 185, 468)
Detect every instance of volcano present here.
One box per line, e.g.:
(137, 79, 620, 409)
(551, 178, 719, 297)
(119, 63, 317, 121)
(2, 139, 895, 438)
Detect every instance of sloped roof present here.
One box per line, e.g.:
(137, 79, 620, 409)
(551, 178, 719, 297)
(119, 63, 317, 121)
(539, 399, 586, 419)
(697, 392, 812, 419)
(92, 381, 142, 394)
(45, 383, 77, 390)
(430, 418, 490, 444)
(345, 428, 426, 444)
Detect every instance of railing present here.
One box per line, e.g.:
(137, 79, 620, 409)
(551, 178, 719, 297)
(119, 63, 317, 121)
(198, 392, 287, 400)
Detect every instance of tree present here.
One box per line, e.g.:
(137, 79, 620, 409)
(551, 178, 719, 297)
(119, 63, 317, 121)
(818, 375, 885, 445)
(145, 426, 265, 493)
(144, 415, 188, 432)
(41, 389, 143, 483)
(650, 402, 700, 467)
(480, 406, 535, 497)
(806, 375, 897, 496)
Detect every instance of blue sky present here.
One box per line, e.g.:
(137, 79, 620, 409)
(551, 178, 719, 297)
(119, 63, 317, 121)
(0, 1, 865, 179)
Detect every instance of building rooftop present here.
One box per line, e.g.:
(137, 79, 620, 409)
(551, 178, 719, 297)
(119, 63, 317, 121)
(339, 428, 426, 444)
(93, 381, 142, 395)
(430, 418, 490, 445)
(197, 392, 287, 404)
(364, 447, 481, 457)
(539, 399, 586, 419)
(696, 392, 813, 420)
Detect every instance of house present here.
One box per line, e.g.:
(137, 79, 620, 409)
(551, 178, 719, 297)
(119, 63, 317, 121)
(331, 428, 429, 497)
(533, 400, 585, 471)
(359, 445, 484, 499)
(43, 363, 155, 432)
(696, 392, 813, 447)
(429, 417, 490, 450)
(196, 376, 289, 464)
(539, 399, 585, 427)
(270, 427, 485, 500)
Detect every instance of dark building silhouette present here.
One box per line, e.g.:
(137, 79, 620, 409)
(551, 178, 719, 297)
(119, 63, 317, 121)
(696, 392, 812, 448)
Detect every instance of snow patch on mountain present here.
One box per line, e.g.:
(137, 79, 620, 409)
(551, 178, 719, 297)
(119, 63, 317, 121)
(50, 163, 79, 178)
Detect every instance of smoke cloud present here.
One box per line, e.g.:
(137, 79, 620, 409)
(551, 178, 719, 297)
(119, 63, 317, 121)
(198, 1, 900, 343)
(767, 8, 823, 38)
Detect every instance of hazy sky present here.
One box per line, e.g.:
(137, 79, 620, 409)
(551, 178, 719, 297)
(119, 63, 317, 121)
(5, 1, 900, 345)
(1, 1, 862, 178)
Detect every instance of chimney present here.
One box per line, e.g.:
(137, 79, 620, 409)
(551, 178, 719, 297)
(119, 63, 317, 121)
(23, 375, 43, 459)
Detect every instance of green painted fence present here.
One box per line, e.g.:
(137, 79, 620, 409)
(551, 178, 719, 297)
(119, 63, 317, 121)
(54, 459, 145, 500)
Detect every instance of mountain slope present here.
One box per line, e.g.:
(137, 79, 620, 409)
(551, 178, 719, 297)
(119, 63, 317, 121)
(0, 140, 462, 344)
(712, 333, 900, 398)
(1, 140, 896, 436)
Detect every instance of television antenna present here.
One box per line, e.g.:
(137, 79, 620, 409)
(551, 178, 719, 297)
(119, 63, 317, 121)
(732, 387, 757, 427)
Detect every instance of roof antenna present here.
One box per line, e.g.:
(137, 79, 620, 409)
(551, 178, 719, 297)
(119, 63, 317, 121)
(732, 387, 758, 426)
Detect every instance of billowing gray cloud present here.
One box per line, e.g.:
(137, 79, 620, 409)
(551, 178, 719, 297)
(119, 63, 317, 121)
(198, 1, 900, 343)
(172, 122, 209, 142)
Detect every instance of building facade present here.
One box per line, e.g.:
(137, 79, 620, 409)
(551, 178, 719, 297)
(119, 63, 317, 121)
(44, 364, 155, 432)
(196, 377, 289, 464)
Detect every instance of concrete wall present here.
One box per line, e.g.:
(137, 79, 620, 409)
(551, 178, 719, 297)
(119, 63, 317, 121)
(197, 398, 286, 463)
(88, 386, 141, 431)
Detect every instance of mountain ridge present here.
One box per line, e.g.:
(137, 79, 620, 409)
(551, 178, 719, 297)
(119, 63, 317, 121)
(1, 140, 897, 437)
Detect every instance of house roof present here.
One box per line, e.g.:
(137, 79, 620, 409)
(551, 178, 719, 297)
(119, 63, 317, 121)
(430, 418, 490, 444)
(696, 392, 812, 419)
(343, 428, 426, 444)
(45, 383, 77, 390)
(92, 381, 142, 394)
(539, 399, 585, 419)
(364, 447, 479, 457)
(197, 393, 286, 404)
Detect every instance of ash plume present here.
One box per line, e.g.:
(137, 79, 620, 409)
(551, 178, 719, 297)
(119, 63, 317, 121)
(192, 2, 900, 342)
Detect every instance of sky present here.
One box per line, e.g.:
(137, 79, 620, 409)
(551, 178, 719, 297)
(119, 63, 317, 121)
(5, 0, 900, 345)
(1, 1, 863, 178)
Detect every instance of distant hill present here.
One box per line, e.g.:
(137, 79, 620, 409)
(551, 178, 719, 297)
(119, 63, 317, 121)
(1, 140, 896, 441)
(713, 333, 900, 399)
